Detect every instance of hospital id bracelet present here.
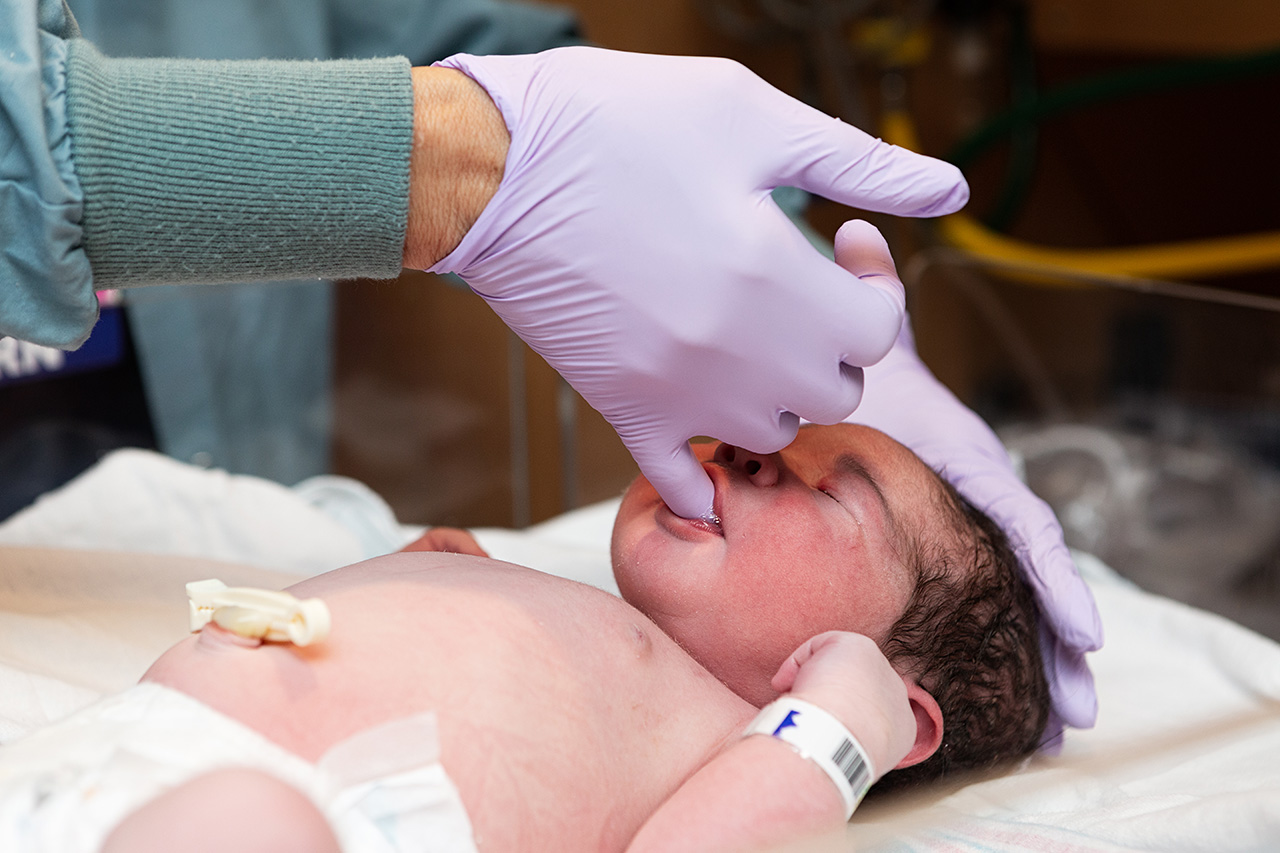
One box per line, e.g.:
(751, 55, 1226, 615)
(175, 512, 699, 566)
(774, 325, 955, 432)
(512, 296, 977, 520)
(742, 697, 874, 820)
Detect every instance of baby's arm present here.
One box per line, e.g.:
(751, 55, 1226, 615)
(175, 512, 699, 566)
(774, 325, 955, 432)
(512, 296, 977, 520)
(101, 768, 339, 853)
(400, 526, 490, 557)
(625, 633, 916, 853)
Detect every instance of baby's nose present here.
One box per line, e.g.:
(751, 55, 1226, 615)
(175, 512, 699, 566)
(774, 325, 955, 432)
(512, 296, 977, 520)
(713, 443, 780, 487)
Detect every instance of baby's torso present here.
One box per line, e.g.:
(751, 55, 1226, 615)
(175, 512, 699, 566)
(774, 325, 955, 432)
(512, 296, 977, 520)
(143, 552, 752, 851)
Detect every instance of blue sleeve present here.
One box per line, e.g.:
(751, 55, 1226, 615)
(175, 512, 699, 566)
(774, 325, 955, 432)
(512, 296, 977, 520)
(328, 0, 582, 64)
(0, 0, 96, 349)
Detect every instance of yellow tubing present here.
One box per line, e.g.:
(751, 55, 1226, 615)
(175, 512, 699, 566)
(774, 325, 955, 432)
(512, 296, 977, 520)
(881, 110, 1280, 283)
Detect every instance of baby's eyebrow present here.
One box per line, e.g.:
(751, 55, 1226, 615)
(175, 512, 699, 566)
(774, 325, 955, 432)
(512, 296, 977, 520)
(834, 454, 890, 520)
(834, 453, 908, 561)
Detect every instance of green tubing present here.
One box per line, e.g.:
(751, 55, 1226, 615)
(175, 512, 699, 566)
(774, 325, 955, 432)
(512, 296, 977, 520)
(984, 1, 1040, 232)
(949, 46, 1280, 172)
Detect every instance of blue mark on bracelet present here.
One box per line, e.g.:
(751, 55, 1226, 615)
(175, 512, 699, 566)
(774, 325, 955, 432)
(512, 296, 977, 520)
(772, 709, 801, 736)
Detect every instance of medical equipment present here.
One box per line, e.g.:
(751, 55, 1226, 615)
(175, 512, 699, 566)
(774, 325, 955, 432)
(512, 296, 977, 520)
(186, 578, 330, 646)
(1005, 423, 1280, 577)
(898, 253, 1280, 641)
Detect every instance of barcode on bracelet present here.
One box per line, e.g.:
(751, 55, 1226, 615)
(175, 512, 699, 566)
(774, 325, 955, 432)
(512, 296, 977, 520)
(831, 739, 870, 793)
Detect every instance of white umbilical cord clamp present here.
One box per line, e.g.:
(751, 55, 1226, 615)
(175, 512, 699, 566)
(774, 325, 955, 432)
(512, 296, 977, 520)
(187, 579, 331, 646)
(742, 697, 874, 821)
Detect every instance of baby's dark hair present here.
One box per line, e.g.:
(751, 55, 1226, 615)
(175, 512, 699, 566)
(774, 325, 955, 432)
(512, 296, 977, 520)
(876, 477, 1050, 791)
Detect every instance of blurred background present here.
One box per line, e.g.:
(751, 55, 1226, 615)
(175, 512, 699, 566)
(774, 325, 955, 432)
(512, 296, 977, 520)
(4, 0, 1280, 635)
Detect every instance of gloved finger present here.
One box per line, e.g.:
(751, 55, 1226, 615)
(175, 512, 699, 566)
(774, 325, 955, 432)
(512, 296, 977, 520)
(778, 363, 866, 427)
(709, 409, 802, 460)
(785, 235, 906, 362)
(762, 98, 969, 218)
(758, 246, 900, 425)
(981, 486, 1104, 653)
(629, 438, 717, 521)
(832, 219, 904, 313)
(1029, 528, 1106, 652)
(1044, 638, 1098, 731)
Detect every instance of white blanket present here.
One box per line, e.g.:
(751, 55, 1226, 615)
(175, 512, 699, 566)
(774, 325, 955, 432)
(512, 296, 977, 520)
(2, 450, 1279, 851)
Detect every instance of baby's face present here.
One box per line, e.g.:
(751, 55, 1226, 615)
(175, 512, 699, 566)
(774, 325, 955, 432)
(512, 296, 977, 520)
(612, 423, 944, 705)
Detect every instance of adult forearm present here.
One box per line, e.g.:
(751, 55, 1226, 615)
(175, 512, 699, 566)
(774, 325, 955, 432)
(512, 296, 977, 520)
(403, 66, 509, 270)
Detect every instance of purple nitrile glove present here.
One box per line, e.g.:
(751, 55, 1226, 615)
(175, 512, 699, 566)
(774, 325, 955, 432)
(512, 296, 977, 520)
(428, 47, 968, 522)
(831, 223, 1103, 745)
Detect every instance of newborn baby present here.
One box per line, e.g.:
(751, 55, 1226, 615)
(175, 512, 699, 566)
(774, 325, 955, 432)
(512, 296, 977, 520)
(0, 422, 1049, 853)
(419, 423, 1050, 788)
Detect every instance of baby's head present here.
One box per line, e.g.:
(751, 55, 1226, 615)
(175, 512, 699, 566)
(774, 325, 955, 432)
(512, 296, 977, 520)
(611, 423, 1048, 786)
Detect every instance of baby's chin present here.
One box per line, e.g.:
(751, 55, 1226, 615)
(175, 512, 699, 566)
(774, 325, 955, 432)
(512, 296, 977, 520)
(610, 478, 705, 605)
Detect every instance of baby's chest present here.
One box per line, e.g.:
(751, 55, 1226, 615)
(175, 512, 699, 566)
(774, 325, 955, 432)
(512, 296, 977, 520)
(433, 636, 734, 850)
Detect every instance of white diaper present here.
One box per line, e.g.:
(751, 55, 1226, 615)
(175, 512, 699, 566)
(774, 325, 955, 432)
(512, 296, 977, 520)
(0, 682, 477, 853)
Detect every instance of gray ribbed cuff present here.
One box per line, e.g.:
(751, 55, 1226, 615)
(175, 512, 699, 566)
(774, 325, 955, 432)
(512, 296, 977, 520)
(65, 42, 412, 286)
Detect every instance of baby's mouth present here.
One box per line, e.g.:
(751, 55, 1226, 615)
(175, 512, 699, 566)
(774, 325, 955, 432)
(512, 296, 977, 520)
(686, 512, 723, 537)
(700, 463, 727, 536)
(655, 503, 725, 540)
(655, 465, 725, 538)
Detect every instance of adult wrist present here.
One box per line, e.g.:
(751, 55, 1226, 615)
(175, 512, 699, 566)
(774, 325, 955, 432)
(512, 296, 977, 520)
(403, 66, 510, 270)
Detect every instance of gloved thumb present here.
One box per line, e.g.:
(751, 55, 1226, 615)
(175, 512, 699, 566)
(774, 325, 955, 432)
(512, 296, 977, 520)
(833, 220, 905, 315)
(629, 439, 716, 522)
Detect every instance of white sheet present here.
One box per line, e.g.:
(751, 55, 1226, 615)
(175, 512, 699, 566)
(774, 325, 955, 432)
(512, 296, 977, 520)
(850, 552, 1280, 852)
(2, 449, 1279, 851)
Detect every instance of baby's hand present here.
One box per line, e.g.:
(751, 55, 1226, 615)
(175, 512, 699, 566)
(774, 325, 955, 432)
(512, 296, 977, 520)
(771, 631, 915, 781)
(400, 527, 490, 558)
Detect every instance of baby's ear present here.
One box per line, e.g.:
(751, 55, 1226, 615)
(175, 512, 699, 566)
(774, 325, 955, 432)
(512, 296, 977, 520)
(893, 681, 944, 769)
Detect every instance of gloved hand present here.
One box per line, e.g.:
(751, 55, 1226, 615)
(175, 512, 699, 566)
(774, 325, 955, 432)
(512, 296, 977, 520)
(773, 631, 917, 781)
(832, 224, 1103, 745)
(428, 47, 968, 522)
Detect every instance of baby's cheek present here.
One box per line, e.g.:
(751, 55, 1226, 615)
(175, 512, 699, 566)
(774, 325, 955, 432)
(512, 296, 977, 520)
(734, 539, 854, 628)
(612, 533, 673, 610)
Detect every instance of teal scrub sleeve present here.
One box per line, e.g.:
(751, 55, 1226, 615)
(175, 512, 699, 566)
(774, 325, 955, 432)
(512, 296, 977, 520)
(65, 44, 414, 296)
(2, 0, 415, 350)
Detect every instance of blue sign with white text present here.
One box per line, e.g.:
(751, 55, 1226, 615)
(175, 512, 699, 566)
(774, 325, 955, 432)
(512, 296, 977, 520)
(0, 307, 126, 387)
